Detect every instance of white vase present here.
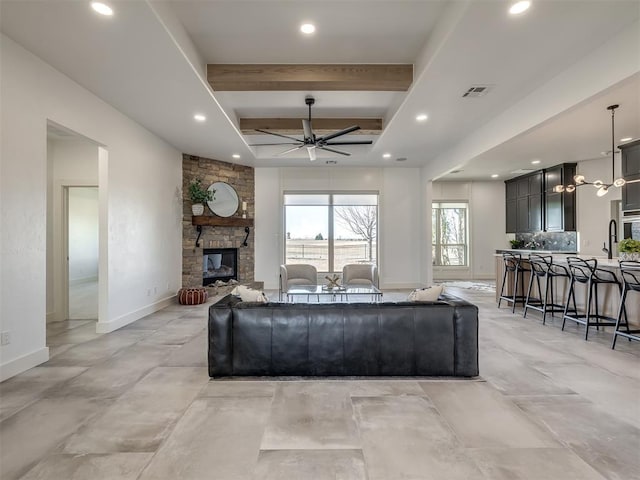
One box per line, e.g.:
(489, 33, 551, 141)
(192, 203, 204, 216)
(620, 252, 640, 261)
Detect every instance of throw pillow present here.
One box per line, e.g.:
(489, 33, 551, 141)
(231, 285, 268, 303)
(407, 285, 444, 302)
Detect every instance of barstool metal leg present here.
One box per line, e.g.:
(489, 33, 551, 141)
(523, 270, 536, 318)
(498, 267, 509, 308)
(612, 287, 628, 349)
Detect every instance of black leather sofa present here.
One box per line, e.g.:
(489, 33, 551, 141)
(208, 294, 478, 377)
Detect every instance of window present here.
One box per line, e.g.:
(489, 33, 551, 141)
(432, 202, 468, 266)
(284, 193, 378, 273)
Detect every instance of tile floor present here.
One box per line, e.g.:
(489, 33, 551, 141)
(1, 285, 639, 479)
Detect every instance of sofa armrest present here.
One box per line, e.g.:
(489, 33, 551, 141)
(452, 303, 479, 376)
(208, 294, 238, 376)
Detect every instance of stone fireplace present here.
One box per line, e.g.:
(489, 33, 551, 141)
(182, 154, 255, 288)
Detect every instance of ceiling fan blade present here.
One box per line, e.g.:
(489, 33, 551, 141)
(249, 142, 302, 146)
(307, 145, 317, 161)
(324, 140, 373, 145)
(316, 125, 361, 142)
(318, 146, 351, 156)
(254, 129, 302, 142)
(302, 119, 314, 142)
(277, 145, 305, 156)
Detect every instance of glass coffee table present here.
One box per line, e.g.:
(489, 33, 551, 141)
(286, 285, 383, 303)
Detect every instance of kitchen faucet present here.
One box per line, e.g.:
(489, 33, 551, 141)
(607, 219, 618, 260)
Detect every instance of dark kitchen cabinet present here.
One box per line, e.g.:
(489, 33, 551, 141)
(543, 163, 576, 232)
(621, 139, 640, 178)
(545, 192, 563, 231)
(621, 140, 640, 211)
(506, 199, 517, 233)
(505, 165, 575, 233)
(529, 194, 543, 232)
(517, 197, 529, 232)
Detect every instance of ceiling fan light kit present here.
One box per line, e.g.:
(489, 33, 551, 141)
(248, 96, 373, 161)
(553, 104, 634, 197)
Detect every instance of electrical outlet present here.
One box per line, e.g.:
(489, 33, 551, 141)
(1, 331, 11, 346)
(153, 287, 157, 295)
(147, 289, 151, 297)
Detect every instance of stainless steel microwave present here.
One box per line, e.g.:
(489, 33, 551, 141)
(622, 210, 640, 240)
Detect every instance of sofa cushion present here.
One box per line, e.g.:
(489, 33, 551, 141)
(407, 285, 444, 302)
(231, 285, 268, 303)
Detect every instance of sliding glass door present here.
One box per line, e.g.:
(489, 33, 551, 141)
(284, 193, 378, 273)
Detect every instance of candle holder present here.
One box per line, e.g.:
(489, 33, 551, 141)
(242, 201, 247, 219)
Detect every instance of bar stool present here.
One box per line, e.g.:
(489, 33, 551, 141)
(498, 253, 530, 313)
(612, 260, 640, 349)
(562, 257, 622, 340)
(524, 254, 574, 324)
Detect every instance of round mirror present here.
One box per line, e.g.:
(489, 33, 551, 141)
(207, 182, 239, 217)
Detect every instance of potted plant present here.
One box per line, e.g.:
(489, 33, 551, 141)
(618, 238, 640, 261)
(188, 178, 214, 216)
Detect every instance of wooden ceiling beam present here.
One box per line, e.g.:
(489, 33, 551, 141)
(240, 117, 383, 135)
(208, 64, 413, 91)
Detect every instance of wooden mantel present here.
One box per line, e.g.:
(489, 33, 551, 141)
(192, 216, 254, 227)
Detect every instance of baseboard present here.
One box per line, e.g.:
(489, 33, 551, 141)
(0, 347, 50, 382)
(96, 295, 176, 333)
(69, 275, 99, 286)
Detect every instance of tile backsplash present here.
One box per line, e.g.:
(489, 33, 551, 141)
(515, 232, 578, 252)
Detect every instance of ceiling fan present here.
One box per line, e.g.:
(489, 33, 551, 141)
(248, 96, 373, 161)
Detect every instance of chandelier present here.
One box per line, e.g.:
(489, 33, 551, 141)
(554, 104, 636, 197)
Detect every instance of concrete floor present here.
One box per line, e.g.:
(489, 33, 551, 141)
(1, 286, 638, 479)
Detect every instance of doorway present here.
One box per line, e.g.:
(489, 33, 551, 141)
(65, 186, 99, 320)
(46, 122, 102, 344)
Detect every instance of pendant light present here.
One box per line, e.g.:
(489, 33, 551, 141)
(554, 104, 631, 195)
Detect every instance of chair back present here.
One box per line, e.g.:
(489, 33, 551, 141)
(620, 260, 640, 292)
(279, 264, 318, 292)
(342, 263, 379, 287)
(566, 257, 596, 283)
(502, 253, 521, 272)
(529, 254, 552, 276)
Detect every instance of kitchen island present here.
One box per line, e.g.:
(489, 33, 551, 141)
(494, 252, 639, 329)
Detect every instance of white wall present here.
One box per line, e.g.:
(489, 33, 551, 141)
(0, 35, 183, 380)
(432, 180, 506, 280)
(254, 167, 425, 290)
(46, 138, 99, 321)
(575, 156, 622, 256)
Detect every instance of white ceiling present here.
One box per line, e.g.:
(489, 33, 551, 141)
(1, 0, 639, 175)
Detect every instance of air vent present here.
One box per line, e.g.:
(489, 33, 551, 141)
(462, 85, 494, 98)
(325, 160, 338, 165)
(510, 168, 535, 175)
(396, 157, 407, 162)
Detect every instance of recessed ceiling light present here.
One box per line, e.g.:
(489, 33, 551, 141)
(621, 137, 633, 142)
(531, 160, 541, 164)
(232, 154, 240, 159)
(383, 153, 391, 158)
(193, 114, 206, 122)
(491, 174, 499, 178)
(91, 2, 113, 16)
(509, 1, 531, 15)
(300, 23, 316, 34)
(416, 114, 428, 122)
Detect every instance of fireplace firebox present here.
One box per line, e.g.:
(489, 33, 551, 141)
(203, 248, 237, 286)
